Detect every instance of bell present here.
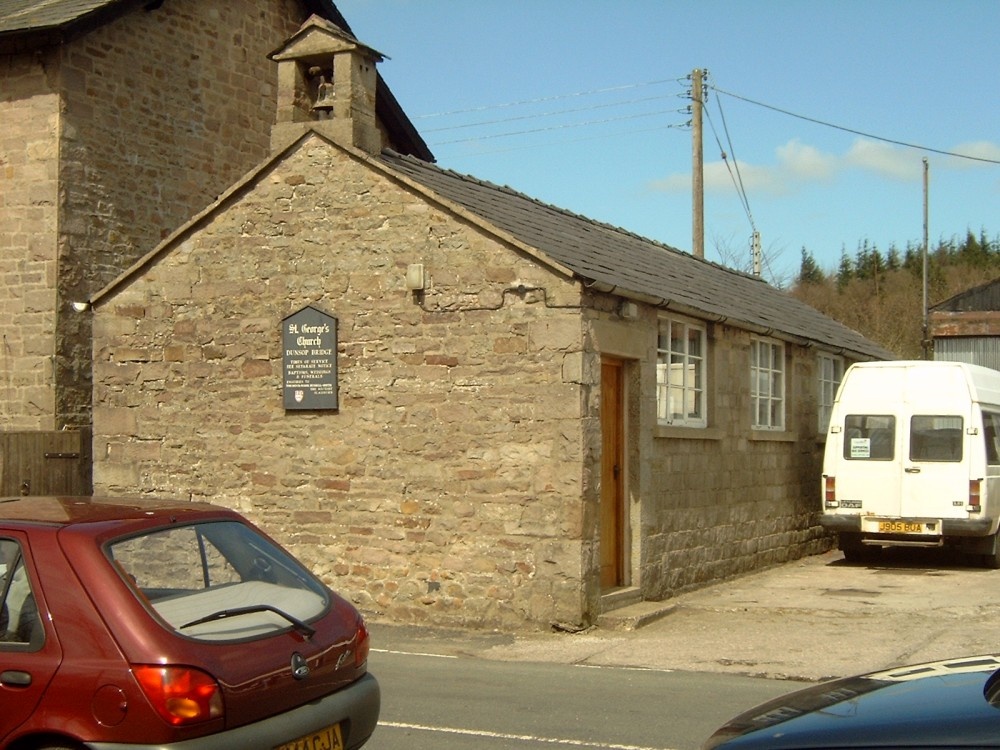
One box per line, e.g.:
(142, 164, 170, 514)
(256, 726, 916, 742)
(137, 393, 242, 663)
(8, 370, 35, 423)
(312, 78, 335, 113)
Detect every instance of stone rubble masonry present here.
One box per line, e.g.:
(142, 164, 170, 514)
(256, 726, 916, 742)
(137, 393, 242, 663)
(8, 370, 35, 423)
(94, 137, 590, 629)
(1, 0, 311, 430)
(5, 1, 832, 629)
(93, 134, 831, 630)
(0, 54, 60, 430)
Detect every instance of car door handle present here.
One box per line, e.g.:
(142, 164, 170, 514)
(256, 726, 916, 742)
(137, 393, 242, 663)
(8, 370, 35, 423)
(1, 670, 32, 687)
(905, 467, 921, 474)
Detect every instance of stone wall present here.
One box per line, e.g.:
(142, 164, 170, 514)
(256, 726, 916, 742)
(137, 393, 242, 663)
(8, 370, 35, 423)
(92, 133, 836, 630)
(1, 0, 313, 429)
(93, 136, 591, 629)
(0, 54, 60, 430)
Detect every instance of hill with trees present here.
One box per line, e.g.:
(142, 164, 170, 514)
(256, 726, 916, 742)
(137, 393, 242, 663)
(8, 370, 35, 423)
(790, 230, 1000, 358)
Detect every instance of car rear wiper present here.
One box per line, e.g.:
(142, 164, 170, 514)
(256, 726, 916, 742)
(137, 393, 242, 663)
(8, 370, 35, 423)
(181, 605, 315, 638)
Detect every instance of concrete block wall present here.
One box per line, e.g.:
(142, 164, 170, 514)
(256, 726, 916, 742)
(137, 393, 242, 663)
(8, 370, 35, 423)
(639, 327, 830, 599)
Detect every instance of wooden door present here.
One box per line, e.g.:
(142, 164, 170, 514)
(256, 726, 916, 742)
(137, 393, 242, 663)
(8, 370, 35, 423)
(0, 431, 90, 496)
(600, 359, 626, 589)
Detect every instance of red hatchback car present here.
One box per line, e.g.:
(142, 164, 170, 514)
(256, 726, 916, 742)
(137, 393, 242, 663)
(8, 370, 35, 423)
(0, 496, 379, 750)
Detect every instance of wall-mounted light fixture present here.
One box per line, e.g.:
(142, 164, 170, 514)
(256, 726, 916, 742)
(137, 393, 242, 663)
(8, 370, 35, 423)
(619, 300, 638, 320)
(71, 301, 91, 312)
(405, 263, 426, 291)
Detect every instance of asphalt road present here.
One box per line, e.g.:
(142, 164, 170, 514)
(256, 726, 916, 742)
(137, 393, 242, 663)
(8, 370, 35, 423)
(363, 545, 1000, 748)
(368, 647, 801, 750)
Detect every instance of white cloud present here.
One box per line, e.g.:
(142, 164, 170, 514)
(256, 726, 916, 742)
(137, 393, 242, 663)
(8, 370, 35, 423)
(648, 138, 837, 196)
(648, 136, 1000, 196)
(776, 139, 837, 181)
(844, 139, 918, 181)
(942, 140, 1000, 169)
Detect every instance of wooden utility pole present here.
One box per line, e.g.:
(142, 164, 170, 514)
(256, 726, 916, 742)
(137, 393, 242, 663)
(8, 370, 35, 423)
(691, 68, 704, 259)
(922, 157, 930, 359)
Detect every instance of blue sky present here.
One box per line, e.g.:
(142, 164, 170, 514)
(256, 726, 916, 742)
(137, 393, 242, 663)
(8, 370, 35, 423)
(335, 0, 1000, 285)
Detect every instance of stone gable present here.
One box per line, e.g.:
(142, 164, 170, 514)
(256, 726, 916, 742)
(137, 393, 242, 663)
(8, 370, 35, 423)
(94, 136, 592, 628)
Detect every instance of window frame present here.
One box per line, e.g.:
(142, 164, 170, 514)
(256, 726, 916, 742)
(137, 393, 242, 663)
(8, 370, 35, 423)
(842, 414, 896, 460)
(0, 538, 43, 650)
(817, 352, 845, 433)
(750, 337, 785, 430)
(909, 415, 964, 463)
(656, 317, 707, 428)
(984, 410, 1000, 466)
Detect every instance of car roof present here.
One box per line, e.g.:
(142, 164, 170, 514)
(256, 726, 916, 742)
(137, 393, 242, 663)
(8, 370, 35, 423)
(0, 495, 233, 527)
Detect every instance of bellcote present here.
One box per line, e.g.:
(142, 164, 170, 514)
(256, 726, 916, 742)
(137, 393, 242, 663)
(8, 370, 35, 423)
(269, 15, 385, 154)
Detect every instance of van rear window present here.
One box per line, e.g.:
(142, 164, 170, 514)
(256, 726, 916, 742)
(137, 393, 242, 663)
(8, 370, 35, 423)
(910, 416, 963, 462)
(843, 415, 895, 460)
(984, 411, 1000, 466)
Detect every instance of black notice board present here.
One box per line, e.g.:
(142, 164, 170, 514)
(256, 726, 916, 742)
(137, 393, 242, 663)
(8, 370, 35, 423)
(282, 306, 338, 410)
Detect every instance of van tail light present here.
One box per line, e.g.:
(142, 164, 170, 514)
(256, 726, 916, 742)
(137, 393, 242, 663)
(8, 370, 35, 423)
(969, 480, 982, 513)
(824, 476, 837, 508)
(133, 665, 223, 726)
(355, 620, 370, 668)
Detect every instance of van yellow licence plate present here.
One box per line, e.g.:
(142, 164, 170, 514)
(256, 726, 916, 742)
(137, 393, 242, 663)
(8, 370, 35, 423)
(878, 521, 924, 534)
(275, 723, 343, 750)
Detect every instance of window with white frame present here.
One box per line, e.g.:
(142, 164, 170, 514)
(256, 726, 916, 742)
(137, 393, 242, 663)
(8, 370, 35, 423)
(817, 353, 844, 433)
(656, 319, 706, 427)
(751, 338, 784, 430)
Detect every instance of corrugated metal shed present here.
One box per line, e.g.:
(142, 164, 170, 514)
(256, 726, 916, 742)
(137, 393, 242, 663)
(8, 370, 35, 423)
(933, 276, 1000, 312)
(935, 338, 1000, 372)
(930, 276, 1000, 371)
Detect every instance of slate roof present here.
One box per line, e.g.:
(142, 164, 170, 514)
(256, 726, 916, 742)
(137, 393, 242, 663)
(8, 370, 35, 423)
(380, 150, 894, 361)
(0, 0, 129, 40)
(0, 0, 432, 160)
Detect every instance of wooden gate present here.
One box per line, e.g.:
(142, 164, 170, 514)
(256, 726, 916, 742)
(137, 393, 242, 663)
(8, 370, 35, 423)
(0, 430, 91, 497)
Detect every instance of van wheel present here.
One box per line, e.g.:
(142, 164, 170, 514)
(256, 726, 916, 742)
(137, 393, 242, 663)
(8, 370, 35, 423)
(840, 534, 880, 564)
(843, 546, 881, 564)
(982, 534, 1000, 569)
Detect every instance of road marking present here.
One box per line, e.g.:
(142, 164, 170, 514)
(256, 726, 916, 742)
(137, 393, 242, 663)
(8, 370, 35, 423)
(371, 648, 675, 673)
(370, 647, 458, 659)
(379, 721, 674, 750)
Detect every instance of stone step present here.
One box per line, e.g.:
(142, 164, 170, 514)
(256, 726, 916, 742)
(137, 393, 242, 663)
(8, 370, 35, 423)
(597, 599, 678, 631)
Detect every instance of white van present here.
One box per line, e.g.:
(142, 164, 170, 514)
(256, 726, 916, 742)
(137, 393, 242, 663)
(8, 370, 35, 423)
(821, 360, 1000, 566)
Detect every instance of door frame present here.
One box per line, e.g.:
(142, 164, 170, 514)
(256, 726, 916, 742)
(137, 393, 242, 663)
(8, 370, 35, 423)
(599, 358, 628, 590)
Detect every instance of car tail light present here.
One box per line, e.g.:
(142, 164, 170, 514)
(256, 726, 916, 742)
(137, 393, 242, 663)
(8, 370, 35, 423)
(133, 665, 223, 726)
(355, 620, 370, 668)
(969, 480, 982, 512)
(824, 476, 837, 507)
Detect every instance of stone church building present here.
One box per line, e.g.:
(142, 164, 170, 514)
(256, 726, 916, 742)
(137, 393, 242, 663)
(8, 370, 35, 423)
(4, 2, 891, 629)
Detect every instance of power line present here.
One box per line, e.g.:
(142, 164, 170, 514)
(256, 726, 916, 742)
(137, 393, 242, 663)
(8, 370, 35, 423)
(704, 93, 755, 232)
(430, 109, 690, 147)
(710, 85, 1000, 166)
(422, 94, 682, 134)
(414, 78, 686, 119)
(430, 123, 688, 158)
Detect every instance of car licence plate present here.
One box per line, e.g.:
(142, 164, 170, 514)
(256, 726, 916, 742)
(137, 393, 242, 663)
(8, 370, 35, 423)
(878, 521, 925, 534)
(274, 723, 343, 750)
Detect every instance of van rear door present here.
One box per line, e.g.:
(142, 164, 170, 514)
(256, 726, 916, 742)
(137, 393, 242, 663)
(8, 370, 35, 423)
(898, 364, 972, 521)
(902, 414, 967, 519)
(837, 413, 902, 517)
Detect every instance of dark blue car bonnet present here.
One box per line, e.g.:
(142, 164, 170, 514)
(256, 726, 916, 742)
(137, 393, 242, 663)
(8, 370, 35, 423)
(705, 656, 1000, 749)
